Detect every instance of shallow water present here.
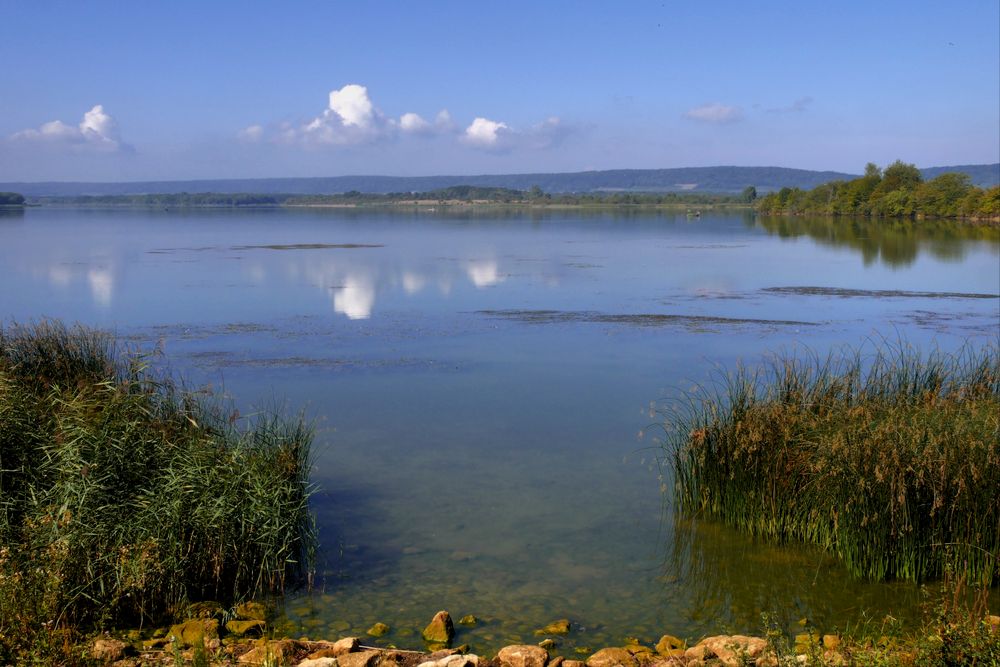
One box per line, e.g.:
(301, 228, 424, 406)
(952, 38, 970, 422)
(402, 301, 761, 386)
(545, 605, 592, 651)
(1, 207, 997, 651)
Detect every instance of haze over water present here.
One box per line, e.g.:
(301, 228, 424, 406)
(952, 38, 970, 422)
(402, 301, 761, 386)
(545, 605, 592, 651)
(2, 207, 998, 650)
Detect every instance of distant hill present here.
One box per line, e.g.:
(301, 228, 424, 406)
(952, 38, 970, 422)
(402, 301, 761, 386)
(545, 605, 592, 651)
(3, 164, 997, 198)
(919, 163, 999, 188)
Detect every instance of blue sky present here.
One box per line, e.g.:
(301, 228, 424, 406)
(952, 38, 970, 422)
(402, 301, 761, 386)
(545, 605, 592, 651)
(1, 1, 998, 181)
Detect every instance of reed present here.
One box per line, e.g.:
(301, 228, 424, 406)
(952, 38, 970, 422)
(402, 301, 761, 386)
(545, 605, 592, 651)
(663, 342, 999, 585)
(0, 321, 316, 658)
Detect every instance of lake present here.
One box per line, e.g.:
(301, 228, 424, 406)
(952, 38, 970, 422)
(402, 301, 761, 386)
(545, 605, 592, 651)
(1, 206, 997, 651)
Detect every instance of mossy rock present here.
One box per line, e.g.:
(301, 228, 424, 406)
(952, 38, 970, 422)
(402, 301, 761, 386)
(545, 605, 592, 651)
(225, 619, 266, 637)
(367, 622, 390, 637)
(422, 610, 454, 645)
(534, 619, 571, 636)
(656, 634, 685, 654)
(169, 618, 220, 647)
(233, 601, 268, 621)
(458, 615, 479, 627)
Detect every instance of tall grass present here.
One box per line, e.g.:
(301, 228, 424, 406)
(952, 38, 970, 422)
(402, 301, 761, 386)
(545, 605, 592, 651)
(663, 342, 999, 585)
(0, 321, 316, 658)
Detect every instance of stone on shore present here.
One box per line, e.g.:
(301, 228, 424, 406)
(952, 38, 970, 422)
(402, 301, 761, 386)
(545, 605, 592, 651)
(684, 635, 768, 667)
(234, 601, 268, 621)
(418, 654, 480, 667)
(91, 638, 127, 663)
(497, 644, 549, 667)
(226, 619, 266, 637)
(422, 611, 456, 645)
(169, 618, 220, 647)
(238, 639, 303, 664)
(304, 636, 360, 659)
(655, 634, 685, 655)
(586, 647, 638, 667)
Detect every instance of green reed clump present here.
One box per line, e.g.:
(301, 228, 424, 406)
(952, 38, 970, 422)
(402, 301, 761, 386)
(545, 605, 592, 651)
(664, 342, 999, 585)
(0, 321, 315, 658)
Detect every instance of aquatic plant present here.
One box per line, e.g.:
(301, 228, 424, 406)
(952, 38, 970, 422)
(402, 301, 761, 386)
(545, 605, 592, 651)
(0, 321, 316, 659)
(663, 342, 999, 585)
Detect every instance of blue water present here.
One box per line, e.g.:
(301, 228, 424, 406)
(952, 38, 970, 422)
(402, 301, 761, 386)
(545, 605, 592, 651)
(1, 207, 997, 651)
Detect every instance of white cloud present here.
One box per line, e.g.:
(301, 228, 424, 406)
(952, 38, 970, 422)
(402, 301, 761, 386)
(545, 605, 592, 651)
(683, 102, 744, 124)
(399, 112, 431, 134)
(12, 105, 127, 152)
(298, 83, 392, 146)
(462, 117, 511, 150)
(247, 84, 569, 153)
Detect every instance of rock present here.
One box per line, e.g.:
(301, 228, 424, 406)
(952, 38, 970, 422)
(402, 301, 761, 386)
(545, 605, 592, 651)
(306, 637, 360, 659)
(538, 639, 557, 650)
(227, 619, 266, 637)
(624, 645, 652, 657)
(655, 635, 685, 655)
(823, 650, 847, 666)
(689, 636, 767, 667)
(423, 611, 455, 645)
(234, 601, 268, 621)
(683, 645, 709, 661)
(238, 639, 302, 665)
(793, 631, 818, 651)
(367, 622, 391, 637)
(418, 655, 480, 667)
(586, 647, 638, 667)
(822, 634, 840, 650)
(91, 638, 127, 663)
(459, 615, 479, 627)
(548, 658, 564, 667)
(534, 619, 571, 636)
(336, 650, 381, 667)
(563, 662, 586, 667)
(169, 619, 220, 647)
(142, 637, 171, 650)
(497, 644, 550, 667)
(297, 660, 338, 667)
(987, 615, 1000, 632)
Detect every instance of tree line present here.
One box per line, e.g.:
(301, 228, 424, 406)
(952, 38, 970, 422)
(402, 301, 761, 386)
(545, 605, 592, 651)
(0, 192, 25, 206)
(756, 161, 1000, 220)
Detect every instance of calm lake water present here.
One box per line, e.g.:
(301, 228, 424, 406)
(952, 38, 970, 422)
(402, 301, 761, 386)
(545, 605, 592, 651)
(2, 207, 998, 651)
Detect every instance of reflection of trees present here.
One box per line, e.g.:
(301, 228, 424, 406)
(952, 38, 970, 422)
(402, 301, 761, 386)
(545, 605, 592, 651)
(661, 514, 927, 636)
(754, 216, 998, 268)
(0, 208, 25, 220)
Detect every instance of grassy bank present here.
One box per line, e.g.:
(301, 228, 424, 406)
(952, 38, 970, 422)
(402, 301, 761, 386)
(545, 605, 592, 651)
(663, 343, 999, 585)
(0, 321, 316, 663)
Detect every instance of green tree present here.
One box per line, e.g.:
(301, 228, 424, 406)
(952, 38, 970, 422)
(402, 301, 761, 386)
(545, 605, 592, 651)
(741, 185, 757, 203)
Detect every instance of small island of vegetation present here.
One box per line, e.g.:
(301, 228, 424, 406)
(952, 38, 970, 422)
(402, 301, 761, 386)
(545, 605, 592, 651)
(757, 160, 1000, 222)
(0, 192, 26, 207)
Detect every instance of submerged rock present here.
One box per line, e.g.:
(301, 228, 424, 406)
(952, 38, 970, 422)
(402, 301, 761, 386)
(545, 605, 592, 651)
(534, 619, 571, 636)
(367, 622, 391, 637)
(459, 614, 479, 627)
(422, 610, 456, 645)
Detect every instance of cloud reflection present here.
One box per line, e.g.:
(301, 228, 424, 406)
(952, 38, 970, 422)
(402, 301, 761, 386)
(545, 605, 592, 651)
(332, 275, 376, 320)
(466, 260, 504, 288)
(87, 267, 114, 307)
